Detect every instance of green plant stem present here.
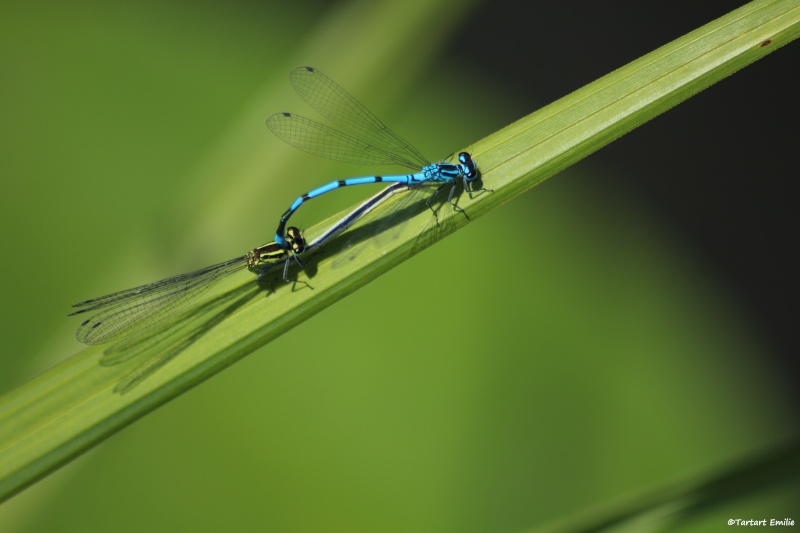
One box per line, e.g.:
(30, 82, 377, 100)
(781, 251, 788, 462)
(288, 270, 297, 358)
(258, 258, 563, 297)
(1, 0, 798, 505)
(530, 440, 800, 533)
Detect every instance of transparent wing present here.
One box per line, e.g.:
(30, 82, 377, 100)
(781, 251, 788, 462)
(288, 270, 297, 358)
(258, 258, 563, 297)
(99, 283, 253, 365)
(70, 256, 246, 345)
(274, 66, 429, 168)
(266, 113, 420, 168)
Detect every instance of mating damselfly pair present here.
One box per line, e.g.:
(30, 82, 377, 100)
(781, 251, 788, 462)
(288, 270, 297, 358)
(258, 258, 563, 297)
(71, 67, 489, 345)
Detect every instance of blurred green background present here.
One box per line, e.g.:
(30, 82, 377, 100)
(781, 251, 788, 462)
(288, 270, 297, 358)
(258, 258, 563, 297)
(1, 0, 798, 531)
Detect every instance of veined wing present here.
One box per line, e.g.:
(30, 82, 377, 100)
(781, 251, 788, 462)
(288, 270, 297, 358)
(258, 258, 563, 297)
(266, 112, 420, 169)
(285, 66, 430, 168)
(70, 256, 245, 345)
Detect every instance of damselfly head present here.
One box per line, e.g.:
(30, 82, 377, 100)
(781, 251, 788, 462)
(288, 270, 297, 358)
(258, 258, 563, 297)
(286, 226, 306, 254)
(458, 152, 478, 181)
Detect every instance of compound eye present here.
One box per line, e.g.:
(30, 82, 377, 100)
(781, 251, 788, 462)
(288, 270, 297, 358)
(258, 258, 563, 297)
(286, 226, 306, 253)
(458, 152, 471, 164)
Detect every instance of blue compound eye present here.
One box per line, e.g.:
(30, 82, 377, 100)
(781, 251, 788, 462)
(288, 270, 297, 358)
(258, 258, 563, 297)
(458, 152, 477, 179)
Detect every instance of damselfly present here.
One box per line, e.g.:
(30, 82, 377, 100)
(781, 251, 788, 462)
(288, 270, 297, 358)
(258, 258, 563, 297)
(267, 66, 490, 249)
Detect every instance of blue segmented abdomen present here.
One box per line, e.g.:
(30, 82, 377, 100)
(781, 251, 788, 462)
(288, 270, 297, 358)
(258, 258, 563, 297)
(274, 172, 428, 244)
